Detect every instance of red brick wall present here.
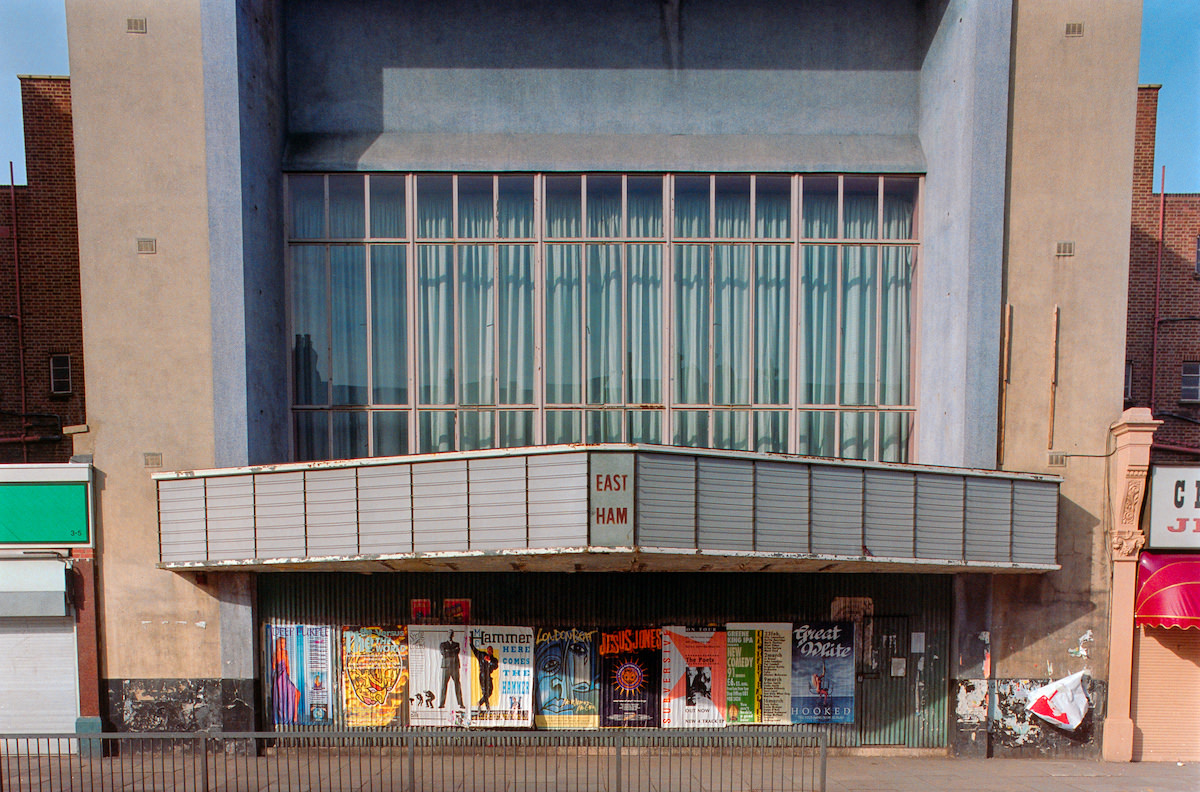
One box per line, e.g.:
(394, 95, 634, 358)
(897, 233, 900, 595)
(0, 76, 84, 463)
(1126, 85, 1200, 462)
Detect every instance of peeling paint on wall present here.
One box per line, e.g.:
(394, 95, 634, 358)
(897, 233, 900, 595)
(956, 679, 988, 723)
(990, 677, 1105, 758)
(1067, 629, 1093, 658)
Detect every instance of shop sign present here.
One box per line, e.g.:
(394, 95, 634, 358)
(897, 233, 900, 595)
(1149, 467, 1200, 550)
(590, 453, 634, 546)
(0, 464, 92, 548)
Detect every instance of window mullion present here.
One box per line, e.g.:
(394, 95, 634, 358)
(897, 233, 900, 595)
(790, 175, 801, 454)
(533, 174, 545, 445)
(663, 174, 674, 445)
(364, 243, 374, 457)
(405, 174, 418, 454)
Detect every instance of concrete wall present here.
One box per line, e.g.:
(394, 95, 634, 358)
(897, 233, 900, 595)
(66, 0, 225, 726)
(991, 0, 1141, 757)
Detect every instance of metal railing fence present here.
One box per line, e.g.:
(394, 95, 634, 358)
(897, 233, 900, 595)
(1, 729, 826, 792)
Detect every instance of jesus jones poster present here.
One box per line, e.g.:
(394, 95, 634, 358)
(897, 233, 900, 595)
(534, 627, 599, 729)
(726, 623, 792, 725)
(599, 628, 660, 727)
(407, 626, 470, 727)
(341, 626, 408, 728)
(469, 626, 534, 727)
(791, 621, 855, 724)
(662, 627, 726, 728)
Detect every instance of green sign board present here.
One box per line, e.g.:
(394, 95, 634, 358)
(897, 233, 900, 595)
(0, 482, 91, 546)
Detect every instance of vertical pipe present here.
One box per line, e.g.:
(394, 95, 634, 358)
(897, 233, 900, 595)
(8, 162, 28, 461)
(1150, 166, 1166, 410)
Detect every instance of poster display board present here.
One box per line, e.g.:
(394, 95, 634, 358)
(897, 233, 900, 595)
(726, 623, 792, 725)
(661, 627, 726, 728)
(468, 626, 534, 727)
(599, 628, 661, 727)
(791, 622, 855, 724)
(533, 627, 599, 729)
(267, 624, 332, 727)
(408, 626, 471, 726)
(341, 626, 408, 728)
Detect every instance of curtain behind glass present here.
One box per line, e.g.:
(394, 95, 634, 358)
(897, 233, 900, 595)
(675, 245, 710, 405)
(371, 245, 407, 404)
(588, 246, 622, 404)
(290, 176, 324, 239)
(545, 245, 582, 404)
(370, 175, 406, 238)
(713, 246, 750, 405)
(418, 246, 454, 405)
(627, 245, 661, 404)
(329, 175, 365, 238)
(499, 246, 534, 404)
(459, 245, 494, 405)
(292, 246, 328, 406)
(330, 246, 367, 405)
(755, 245, 790, 405)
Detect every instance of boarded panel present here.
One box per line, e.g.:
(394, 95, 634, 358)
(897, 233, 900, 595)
(527, 453, 588, 548)
(811, 467, 863, 556)
(636, 454, 696, 548)
(697, 457, 753, 551)
(468, 456, 527, 550)
(964, 478, 1012, 563)
(158, 479, 208, 562)
(412, 460, 468, 552)
(754, 462, 809, 553)
(255, 472, 307, 558)
(1132, 626, 1200, 761)
(358, 464, 413, 555)
(915, 476, 963, 560)
(205, 476, 256, 561)
(305, 468, 359, 556)
(1011, 481, 1058, 565)
(864, 470, 914, 558)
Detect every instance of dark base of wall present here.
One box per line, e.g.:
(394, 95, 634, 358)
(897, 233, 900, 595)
(952, 677, 1106, 759)
(103, 678, 257, 732)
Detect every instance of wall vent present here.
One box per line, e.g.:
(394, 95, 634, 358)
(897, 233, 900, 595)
(1065, 22, 1084, 37)
(1056, 241, 1075, 257)
(127, 17, 148, 34)
(137, 237, 157, 254)
(1047, 452, 1068, 468)
(143, 452, 163, 468)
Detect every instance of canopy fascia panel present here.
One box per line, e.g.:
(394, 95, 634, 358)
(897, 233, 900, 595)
(1136, 553, 1200, 630)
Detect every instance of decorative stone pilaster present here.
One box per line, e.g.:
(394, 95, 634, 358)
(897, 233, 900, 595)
(1102, 408, 1159, 762)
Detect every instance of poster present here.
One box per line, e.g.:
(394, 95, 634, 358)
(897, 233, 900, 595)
(598, 628, 660, 727)
(267, 624, 332, 727)
(341, 626, 408, 728)
(407, 626, 471, 726)
(661, 627, 726, 728)
(410, 599, 432, 624)
(534, 627, 599, 729)
(468, 626, 534, 727)
(726, 623, 791, 725)
(791, 622, 855, 724)
(443, 598, 471, 624)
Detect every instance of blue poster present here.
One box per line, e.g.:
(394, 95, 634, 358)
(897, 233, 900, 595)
(790, 622, 854, 724)
(268, 624, 332, 727)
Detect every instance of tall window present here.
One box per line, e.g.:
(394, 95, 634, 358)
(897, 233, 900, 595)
(288, 173, 919, 462)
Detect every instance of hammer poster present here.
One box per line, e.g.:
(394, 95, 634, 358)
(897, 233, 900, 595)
(468, 626, 534, 727)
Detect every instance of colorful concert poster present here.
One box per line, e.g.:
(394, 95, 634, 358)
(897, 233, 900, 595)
(791, 621, 855, 724)
(726, 623, 792, 725)
(407, 626, 471, 727)
(341, 626, 408, 728)
(598, 628, 661, 727)
(534, 627, 599, 729)
(267, 624, 332, 727)
(443, 598, 471, 624)
(661, 627, 726, 728)
(468, 626, 534, 727)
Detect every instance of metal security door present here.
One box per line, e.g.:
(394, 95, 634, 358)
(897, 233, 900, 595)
(857, 616, 911, 745)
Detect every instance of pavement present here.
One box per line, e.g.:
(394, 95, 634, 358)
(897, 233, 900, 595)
(826, 756, 1200, 792)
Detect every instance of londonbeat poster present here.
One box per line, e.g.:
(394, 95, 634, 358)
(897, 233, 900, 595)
(790, 621, 855, 724)
(599, 628, 661, 727)
(533, 627, 599, 729)
(661, 627, 726, 728)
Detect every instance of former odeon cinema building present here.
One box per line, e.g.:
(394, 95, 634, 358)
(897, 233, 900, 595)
(60, 0, 1146, 758)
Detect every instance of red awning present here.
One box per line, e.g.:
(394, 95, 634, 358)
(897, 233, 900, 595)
(1135, 553, 1200, 630)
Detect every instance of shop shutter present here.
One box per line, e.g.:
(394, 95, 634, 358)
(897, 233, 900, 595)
(0, 617, 79, 749)
(1131, 626, 1200, 761)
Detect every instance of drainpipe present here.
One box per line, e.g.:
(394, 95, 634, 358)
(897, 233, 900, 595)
(6, 162, 27, 462)
(1149, 166, 1165, 412)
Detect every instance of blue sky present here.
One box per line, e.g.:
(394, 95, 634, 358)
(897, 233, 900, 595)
(0, 2, 1197, 191)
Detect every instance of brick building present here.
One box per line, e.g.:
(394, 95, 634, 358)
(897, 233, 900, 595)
(0, 75, 85, 463)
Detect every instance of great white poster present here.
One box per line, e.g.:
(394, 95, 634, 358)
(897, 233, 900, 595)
(407, 626, 471, 727)
(534, 627, 599, 729)
(661, 626, 726, 728)
(791, 622, 855, 724)
(468, 626, 534, 727)
(599, 628, 660, 727)
(726, 623, 792, 725)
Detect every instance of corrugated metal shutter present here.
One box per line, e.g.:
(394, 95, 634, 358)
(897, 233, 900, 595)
(915, 476, 962, 559)
(527, 453, 587, 547)
(1132, 626, 1200, 761)
(637, 454, 696, 547)
(158, 478, 207, 562)
(754, 461, 808, 553)
(0, 617, 79, 749)
(206, 476, 255, 561)
(305, 468, 358, 556)
(811, 467, 862, 556)
(864, 470, 914, 558)
(359, 464, 413, 554)
(697, 457, 753, 551)
(964, 478, 1011, 563)
(468, 457, 527, 550)
(1011, 481, 1057, 565)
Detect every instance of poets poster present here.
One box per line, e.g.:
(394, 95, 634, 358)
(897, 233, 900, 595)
(407, 626, 470, 727)
(726, 623, 792, 725)
(468, 626, 534, 727)
(267, 624, 331, 727)
(791, 622, 855, 724)
(341, 626, 408, 728)
(599, 628, 660, 727)
(662, 627, 726, 728)
(534, 627, 599, 729)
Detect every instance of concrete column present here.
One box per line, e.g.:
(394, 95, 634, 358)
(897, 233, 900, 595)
(1102, 408, 1159, 762)
(218, 572, 257, 731)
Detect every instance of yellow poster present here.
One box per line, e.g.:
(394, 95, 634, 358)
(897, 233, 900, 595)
(342, 626, 408, 728)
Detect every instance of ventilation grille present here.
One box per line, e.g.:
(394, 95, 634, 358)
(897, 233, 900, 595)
(1065, 22, 1084, 37)
(137, 237, 157, 254)
(1056, 241, 1075, 257)
(127, 17, 147, 34)
(1047, 452, 1067, 468)
(143, 452, 163, 468)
